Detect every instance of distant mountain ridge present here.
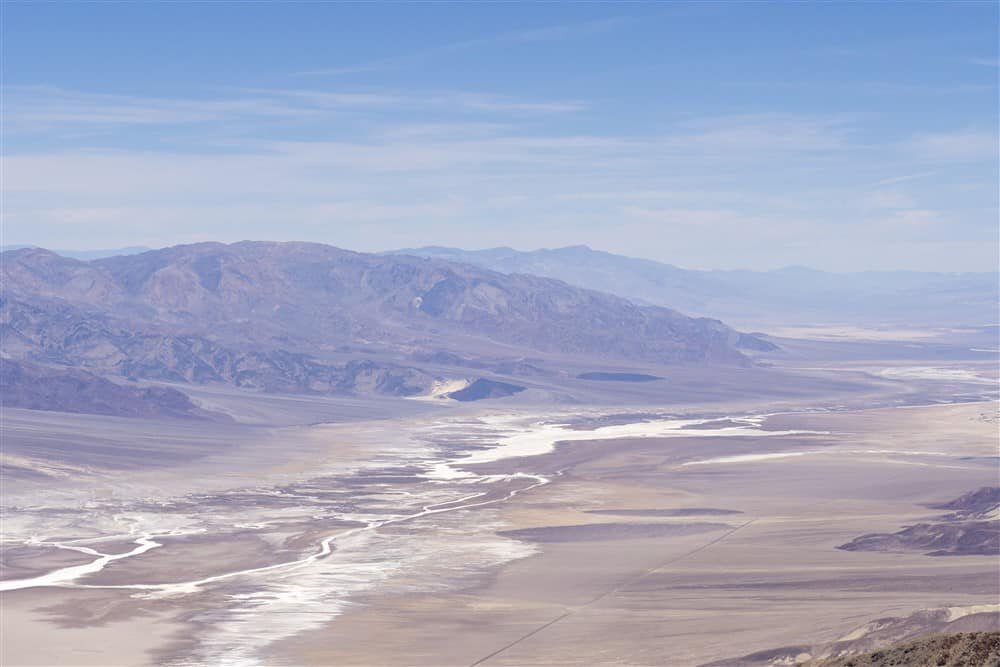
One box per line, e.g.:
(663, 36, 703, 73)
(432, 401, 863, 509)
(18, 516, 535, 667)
(389, 246, 999, 327)
(1, 242, 773, 414)
(1, 245, 151, 261)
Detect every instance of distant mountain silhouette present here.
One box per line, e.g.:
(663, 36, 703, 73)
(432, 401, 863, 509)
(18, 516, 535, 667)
(390, 245, 999, 327)
(1, 245, 152, 261)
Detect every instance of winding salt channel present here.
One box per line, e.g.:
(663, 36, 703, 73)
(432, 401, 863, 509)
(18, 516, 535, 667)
(0, 534, 164, 592)
(0, 412, 823, 596)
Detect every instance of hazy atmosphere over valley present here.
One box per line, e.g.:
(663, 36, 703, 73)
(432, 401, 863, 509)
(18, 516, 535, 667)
(1, 3, 998, 667)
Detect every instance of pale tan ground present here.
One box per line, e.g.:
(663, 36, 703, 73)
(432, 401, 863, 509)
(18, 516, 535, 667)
(0, 589, 184, 667)
(2, 546, 98, 581)
(276, 401, 999, 667)
(1, 402, 996, 666)
(763, 325, 948, 341)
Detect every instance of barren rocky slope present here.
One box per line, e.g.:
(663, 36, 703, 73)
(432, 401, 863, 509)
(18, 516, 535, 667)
(393, 245, 999, 327)
(813, 632, 1000, 667)
(0, 242, 774, 411)
(839, 487, 1000, 557)
(0, 359, 225, 420)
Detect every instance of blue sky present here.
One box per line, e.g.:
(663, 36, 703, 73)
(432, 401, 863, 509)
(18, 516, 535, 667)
(3, 2, 997, 270)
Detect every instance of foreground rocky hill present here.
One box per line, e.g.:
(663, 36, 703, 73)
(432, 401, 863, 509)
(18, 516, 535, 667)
(0, 242, 774, 411)
(711, 607, 1000, 667)
(814, 632, 1000, 667)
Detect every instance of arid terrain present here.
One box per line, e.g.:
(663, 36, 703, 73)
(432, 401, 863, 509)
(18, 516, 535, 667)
(4, 1, 998, 663)
(1, 336, 997, 666)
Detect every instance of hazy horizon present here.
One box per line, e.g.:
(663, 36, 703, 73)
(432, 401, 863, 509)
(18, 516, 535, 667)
(4, 2, 998, 271)
(5, 239, 1000, 275)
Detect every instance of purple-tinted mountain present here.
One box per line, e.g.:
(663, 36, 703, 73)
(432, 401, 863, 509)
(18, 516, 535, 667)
(391, 245, 999, 327)
(1, 242, 774, 408)
(0, 358, 225, 420)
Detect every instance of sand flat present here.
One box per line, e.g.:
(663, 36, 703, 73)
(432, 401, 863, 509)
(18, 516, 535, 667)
(0, 588, 187, 667)
(2, 394, 997, 666)
(276, 402, 999, 666)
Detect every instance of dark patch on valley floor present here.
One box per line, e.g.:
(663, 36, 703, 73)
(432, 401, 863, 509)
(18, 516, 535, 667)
(586, 508, 743, 517)
(839, 521, 999, 557)
(700, 644, 813, 667)
(563, 412, 664, 431)
(498, 521, 727, 543)
(682, 419, 751, 430)
(838, 487, 1000, 557)
(577, 372, 662, 382)
(446, 378, 525, 401)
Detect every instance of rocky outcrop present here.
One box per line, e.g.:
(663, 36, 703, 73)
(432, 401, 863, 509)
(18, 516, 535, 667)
(0, 359, 224, 420)
(838, 488, 1000, 557)
(814, 632, 1000, 667)
(446, 378, 525, 402)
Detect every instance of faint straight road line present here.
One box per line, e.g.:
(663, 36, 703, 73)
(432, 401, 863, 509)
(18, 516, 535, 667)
(468, 518, 759, 667)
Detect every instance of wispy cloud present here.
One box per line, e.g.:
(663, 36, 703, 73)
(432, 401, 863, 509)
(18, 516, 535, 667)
(967, 57, 1000, 67)
(0, 110, 946, 199)
(874, 209, 943, 228)
(727, 80, 995, 97)
(906, 129, 999, 161)
(664, 113, 858, 152)
(3, 86, 318, 129)
(620, 206, 768, 230)
(3, 85, 584, 135)
(863, 189, 917, 210)
(242, 88, 586, 114)
(433, 93, 584, 114)
(871, 171, 939, 187)
(3, 88, 995, 270)
(296, 16, 629, 76)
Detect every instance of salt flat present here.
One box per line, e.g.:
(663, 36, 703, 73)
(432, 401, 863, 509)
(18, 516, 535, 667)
(282, 401, 998, 667)
(1, 358, 997, 666)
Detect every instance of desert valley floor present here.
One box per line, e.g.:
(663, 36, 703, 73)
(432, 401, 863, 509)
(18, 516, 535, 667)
(1, 346, 998, 666)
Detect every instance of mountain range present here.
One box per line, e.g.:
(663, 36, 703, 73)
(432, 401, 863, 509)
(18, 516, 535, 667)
(390, 246, 999, 328)
(1, 242, 774, 416)
(0, 245, 152, 261)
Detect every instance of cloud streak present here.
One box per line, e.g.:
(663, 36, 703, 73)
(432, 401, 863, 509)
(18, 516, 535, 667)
(2, 86, 584, 136)
(871, 171, 939, 187)
(906, 129, 1000, 162)
(3, 83, 997, 271)
(967, 57, 1000, 67)
(295, 16, 629, 76)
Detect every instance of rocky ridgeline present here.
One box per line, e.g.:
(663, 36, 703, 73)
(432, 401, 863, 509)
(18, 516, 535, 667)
(0, 242, 775, 416)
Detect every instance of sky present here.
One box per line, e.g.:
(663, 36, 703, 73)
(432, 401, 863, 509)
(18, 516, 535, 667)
(2, 2, 998, 271)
